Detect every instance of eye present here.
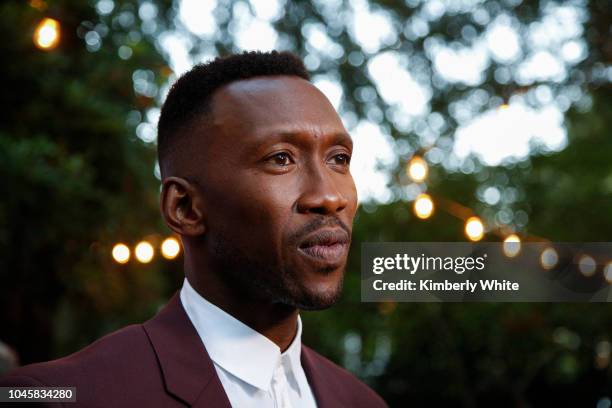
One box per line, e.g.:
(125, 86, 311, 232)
(329, 153, 351, 166)
(268, 152, 294, 166)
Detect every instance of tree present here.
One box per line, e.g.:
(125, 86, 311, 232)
(0, 0, 174, 363)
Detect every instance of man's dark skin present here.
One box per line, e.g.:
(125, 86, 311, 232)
(160, 75, 358, 352)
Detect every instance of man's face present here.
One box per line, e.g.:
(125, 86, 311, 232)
(193, 75, 358, 310)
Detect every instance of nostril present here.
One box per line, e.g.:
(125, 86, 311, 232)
(309, 206, 329, 215)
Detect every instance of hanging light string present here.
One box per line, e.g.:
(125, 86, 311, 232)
(406, 155, 611, 281)
(111, 237, 182, 265)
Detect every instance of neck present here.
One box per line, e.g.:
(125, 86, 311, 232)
(184, 253, 299, 352)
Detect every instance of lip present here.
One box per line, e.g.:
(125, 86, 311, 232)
(297, 228, 350, 265)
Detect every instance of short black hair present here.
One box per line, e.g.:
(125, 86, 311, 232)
(157, 50, 310, 177)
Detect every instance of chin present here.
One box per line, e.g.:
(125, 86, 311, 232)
(289, 277, 345, 311)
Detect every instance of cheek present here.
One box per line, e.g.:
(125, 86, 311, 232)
(340, 175, 359, 219)
(212, 180, 295, 247)
(246, 182, 294, 223)
(348, 178, 359, 209)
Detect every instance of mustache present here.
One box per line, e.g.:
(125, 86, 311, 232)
(289, 216, 351, 245)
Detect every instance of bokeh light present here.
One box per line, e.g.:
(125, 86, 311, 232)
(464, 216, 484, 241)
(578, 254, 596, 277)
(595, 340, 611, 369)
(111, 243, 130, 264)
(413, 193, 434, 219)
(503, 234, 521, 257)
(34, 18, 60, 50)
(135, 241, 154, 263)
(407, 156, 428, 183)
(161, 237, 181, 260)
(540, 247, 558, 270)
(604, 262, 612, 284)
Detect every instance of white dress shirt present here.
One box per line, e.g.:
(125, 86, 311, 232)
(180, 278, 318, 408)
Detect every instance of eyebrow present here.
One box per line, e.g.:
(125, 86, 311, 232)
(252, 130, 354, 152)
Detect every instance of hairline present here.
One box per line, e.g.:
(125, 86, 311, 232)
(159, 73, 313, 180)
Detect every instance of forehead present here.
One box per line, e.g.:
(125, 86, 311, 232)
(210, 76, 346, 138)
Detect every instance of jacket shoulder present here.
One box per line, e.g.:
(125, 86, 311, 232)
(303, 345, 388, 407)
(0, 324, 156, 387)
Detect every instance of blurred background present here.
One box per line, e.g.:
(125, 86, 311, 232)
(1, 0, 611, 406)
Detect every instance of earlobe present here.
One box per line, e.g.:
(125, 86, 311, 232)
(160, 177, 206, 237)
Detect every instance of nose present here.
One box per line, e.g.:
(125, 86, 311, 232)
(296, 165, 350, 215)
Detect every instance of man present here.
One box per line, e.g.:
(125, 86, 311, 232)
(0, 51, 387, 407)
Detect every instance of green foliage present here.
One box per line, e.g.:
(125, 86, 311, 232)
(0, 0, 174, 363)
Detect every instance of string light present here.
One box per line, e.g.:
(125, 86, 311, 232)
(161, 237, 181, 260)
(135, 241, 154, 263)
(111, 243, 130, 264)
(29, 0, 47, 10)
(413, 194, 434, 219)
(378, 301, 397, 315)
(464, 216, 484, 241)
(34, 18, 60, 50)
(398, 160, 612, 279)
(578, 255, 596, 277)
(503, 234, 521, 257)
(604, 262, 612, 284)
(540, 247, 558, 270)
(407, 156, 428, 183)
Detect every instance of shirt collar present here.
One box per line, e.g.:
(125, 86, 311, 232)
(180, 278, 304, 393)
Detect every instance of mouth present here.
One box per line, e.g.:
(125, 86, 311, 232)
(297, 228, 350, 265)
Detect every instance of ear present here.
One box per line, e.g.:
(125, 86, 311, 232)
(160, 177, 206, 237)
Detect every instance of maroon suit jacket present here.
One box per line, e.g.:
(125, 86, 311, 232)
(0, 292, 387, 407)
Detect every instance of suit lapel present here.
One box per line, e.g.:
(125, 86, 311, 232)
(301, 345, 341, 407)
(143, 292, 232, 408)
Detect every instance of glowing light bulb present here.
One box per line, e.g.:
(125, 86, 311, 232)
(112, 243, 130, 264)
(578, 255, 596, 277)
(540, 247, 558, 270)
(34, 18, 60, 50)
(465, 216, 484, 241)
(503, 234, 521, 257)
(135, 241, 154, 263)
(407, 156, 428, 183)
(413, 194, 434, 219)
(604, 262, 612, 283)
(161, 237, 181, 260)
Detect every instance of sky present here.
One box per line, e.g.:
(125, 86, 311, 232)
(141, 0, 589, 203)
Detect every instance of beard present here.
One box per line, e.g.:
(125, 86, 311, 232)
(208, 220, 347, 311)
